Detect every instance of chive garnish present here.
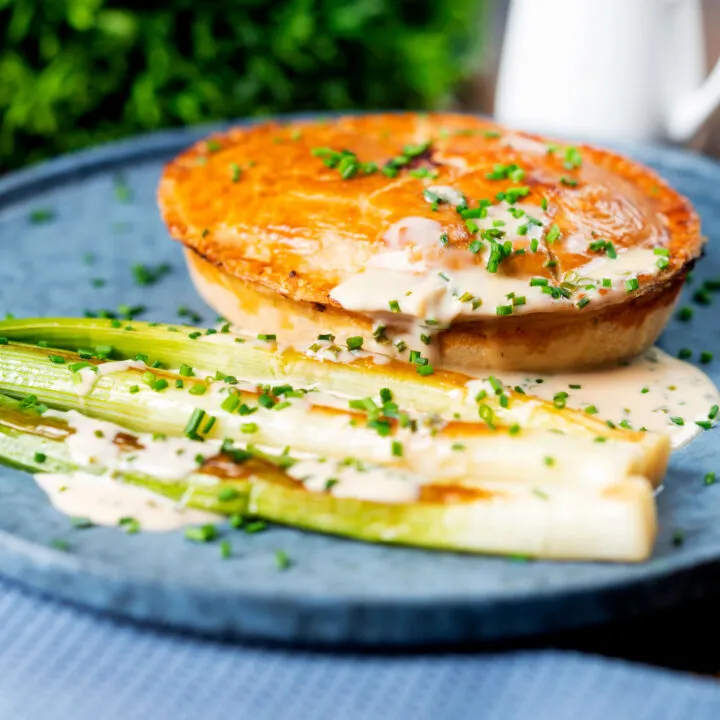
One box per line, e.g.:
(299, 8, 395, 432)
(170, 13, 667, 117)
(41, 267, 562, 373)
(704, 472, 716, 486)
(184, 409, 206, 437)
(388, 300, 401, 313)
(34, 452, 46, 464)
(71, 517, 94, 529)
(257, 334, 277, 342)
(346, 336, 364, 350)
(678, 348, 692, 360)
(676, 306, 693, 322)
(185, 524, 218, 543)
(132, 263, 170, 287)
(546, 224, 561, 243)
(275, 550, 292, 570)
(118, 517, 141, 534)
(625, 278, 639, 293)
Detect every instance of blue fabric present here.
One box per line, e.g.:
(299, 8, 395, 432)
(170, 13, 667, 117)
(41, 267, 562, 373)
(0, 581, 719, 720)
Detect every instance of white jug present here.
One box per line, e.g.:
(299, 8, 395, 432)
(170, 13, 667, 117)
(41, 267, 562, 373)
(494, 0, 720, 143)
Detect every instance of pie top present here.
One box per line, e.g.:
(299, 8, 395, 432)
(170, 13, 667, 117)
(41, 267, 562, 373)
(159, 113, 701, 323)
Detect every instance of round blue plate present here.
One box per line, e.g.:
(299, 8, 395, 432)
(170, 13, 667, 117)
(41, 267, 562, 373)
(0, 119, 719, 647)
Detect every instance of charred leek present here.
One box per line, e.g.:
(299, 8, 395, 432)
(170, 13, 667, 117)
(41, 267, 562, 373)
(0, 340, 669, 486)
(0, 393, 656, 561)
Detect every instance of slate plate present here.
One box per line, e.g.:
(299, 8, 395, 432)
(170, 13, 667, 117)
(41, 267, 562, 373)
(0, 118, 719, 647)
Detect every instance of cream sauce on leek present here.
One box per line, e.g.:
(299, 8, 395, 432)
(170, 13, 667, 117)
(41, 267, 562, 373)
(35, 471, 218, 531)
(468, 347, 718, 449)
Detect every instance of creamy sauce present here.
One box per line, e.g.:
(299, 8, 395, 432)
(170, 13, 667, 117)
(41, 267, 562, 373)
(73, 360, 146, 397)
(471, 347, 719, 449)
(56, 410, 209, 480)
(35, 471, 218, 531)
(35, 411, 223, 530)
(288, 458, 421, 503)
(329, 215, 662, 353)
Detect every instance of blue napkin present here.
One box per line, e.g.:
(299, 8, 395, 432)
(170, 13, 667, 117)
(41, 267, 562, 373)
(0, 581, 718, 720)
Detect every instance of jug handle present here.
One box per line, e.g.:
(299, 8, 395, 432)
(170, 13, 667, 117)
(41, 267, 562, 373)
(666, 0, 720, 142)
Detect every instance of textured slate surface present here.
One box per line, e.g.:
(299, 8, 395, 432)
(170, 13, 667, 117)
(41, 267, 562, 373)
(0, 120, 719, 646)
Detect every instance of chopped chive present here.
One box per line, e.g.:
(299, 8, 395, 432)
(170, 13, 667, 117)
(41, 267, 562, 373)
(670, 416, 685, 426)
(709, 405, 719, 420)
(71, 517, 94, 529)
(391, 440, 403, 457)
(257, 333, 277, 342)
(184, 409, 206, 437)
(701, 351, 713, 364)
(188, 384, 207, 396)
(543, 456, 555, 467)
(275, 550, 292, 570)
(625, 278, 639, 293)
(118, 517, 141, 534)
(546, 225, 561, 243)
(496, 305, 513, 316)
(346, 336, 364, 350)
(678, 348, 692, 360)
(185, 524, 217, 543)
(704, 472, 716, 486)
(34, 452, 46, 464)
(244, 520, 268, 534)
(676, 306, 693, 322)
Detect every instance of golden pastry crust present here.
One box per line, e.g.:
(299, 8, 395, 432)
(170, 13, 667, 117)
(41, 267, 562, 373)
(159, 113, 703, 371)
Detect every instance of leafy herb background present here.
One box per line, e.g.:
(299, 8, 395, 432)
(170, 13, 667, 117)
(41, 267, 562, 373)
(0, 0, 483, 170)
